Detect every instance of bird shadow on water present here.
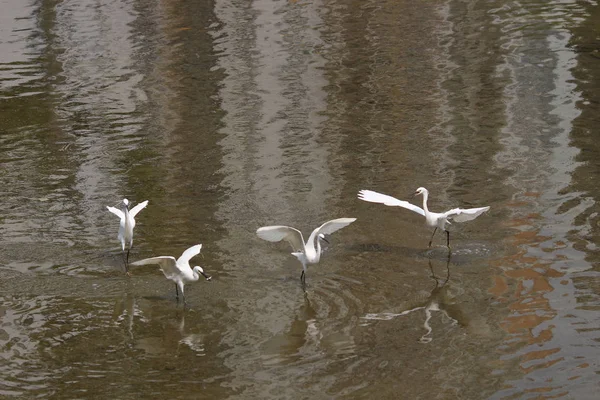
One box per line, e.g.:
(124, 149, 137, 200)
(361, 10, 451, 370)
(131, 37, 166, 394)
(360, 255, 470, 343)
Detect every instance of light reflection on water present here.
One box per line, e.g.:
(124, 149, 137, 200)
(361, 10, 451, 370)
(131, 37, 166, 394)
(0, 0, 600, 398)
(482, 0, 600, 397)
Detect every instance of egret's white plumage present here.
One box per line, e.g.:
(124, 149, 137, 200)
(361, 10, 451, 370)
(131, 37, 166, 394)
(257, 218, 356, 284)
(107, 198, 148, 272)
(358, 187, 489, 249)
(130, 244, 211, 304)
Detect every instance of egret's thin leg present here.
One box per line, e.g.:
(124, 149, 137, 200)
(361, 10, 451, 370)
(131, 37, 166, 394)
(177, 283, 187, 306)
(300, 270, 305, 284)
(175, 284, 179, 301)
(125, 249, 132, 276)
(428, 258, 435, 280)
(445, 230, 451, 250)
(428, 228, 438, 248)
(443, 253, 451, 285)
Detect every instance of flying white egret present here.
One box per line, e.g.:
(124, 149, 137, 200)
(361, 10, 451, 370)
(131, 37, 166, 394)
(256, 218, 356, 285)
(106, 198, 148, 273)
(130, 244, 211, 304)
(358, 187, 489, 249)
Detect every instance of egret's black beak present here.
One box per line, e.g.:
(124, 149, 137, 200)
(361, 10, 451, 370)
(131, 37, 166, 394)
(411, 191, 419, 198)
(201, 271, 212, 281)
(320, 236, 330, 244)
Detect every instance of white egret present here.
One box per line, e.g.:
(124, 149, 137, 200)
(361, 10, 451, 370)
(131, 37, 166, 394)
(256, 218, 356, 285)
(106, 198, 148, 272)
(358, 187, 489, 249)
(130, 244, 211, 304)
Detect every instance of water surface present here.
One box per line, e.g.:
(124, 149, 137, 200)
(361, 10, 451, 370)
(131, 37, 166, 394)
(1, 0, 599, 398)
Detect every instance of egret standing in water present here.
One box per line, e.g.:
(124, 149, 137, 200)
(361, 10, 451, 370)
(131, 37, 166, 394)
(358, 187, 489, 249)
(130, 244, 211, 304)
(256, 218, 356, 285)
(107, 198, 148, 273)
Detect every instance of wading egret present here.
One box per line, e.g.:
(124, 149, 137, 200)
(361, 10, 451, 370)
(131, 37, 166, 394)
(257, 218, 356, 285)
(130, 244, 211, 304)
(107, 198, 149, 273)
(358, 188, 489, 249)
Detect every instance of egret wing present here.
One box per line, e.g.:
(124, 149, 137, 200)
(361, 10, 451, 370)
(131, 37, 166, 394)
(177, 244, 202, 265)
(358, 190, 425, 216)
(445, 206, 490, 222)
(129, 200, 149, 218)
(317, 218, 357, 236)
(130, 256, 180, 278)
(256, 226, 305, 252)
(106, 206, 124, 220)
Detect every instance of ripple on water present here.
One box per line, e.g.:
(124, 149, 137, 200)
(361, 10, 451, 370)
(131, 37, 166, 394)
(419, 240, 499, 264)
(0, 296, 65, 396)
(0, 0, 47, 96)
(219, 275, 364, 398)
(0, 293, 220, 397)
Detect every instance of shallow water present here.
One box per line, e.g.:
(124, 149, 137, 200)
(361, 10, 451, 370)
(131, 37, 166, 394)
(1, 0, 599, 398)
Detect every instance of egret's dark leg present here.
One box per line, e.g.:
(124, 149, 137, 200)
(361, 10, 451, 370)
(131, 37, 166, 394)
(300, 270, 305, 285)
(125, 249, 131, 276)
(121, 250, 130, 275)
(428, 228, 438, 248)
(428, 258, 435, 280)
(445, 230, 451, 251)
(443, 252, 451, 285)
(175, 283, 179, 301)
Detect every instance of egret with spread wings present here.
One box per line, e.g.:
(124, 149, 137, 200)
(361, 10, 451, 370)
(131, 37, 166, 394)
(107, 198, 149, 273)
(358, 187, 489, 249)
(256, 218, 356, 285)
(130, 244, 211, 304)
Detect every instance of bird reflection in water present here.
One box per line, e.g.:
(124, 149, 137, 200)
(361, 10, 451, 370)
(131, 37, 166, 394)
(113, 293, 147, 341)
(260, 295, 319, 366)
(112, 296, 206, 356)
(289, 295, 320, 352)
(361, 255, 468, 343)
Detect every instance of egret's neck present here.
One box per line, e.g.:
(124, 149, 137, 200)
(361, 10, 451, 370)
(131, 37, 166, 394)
(315, 238, 322, 261)
(192, 267, 202, 282)
(305, 228, 321, 262)
(422, 190, 429, 213)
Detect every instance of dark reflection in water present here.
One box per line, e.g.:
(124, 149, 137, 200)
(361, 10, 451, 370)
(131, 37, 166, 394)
(1, 0, 600, 398)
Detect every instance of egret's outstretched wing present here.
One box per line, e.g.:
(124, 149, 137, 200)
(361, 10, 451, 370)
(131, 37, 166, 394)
(445, 206, 490, 222)
(257, 226, 305, 252)
(358, 190, 425, 216)
(316, 218, 357, 236)
(106, 206, 124, 220)
(177, 244, 202, 265)
(129, 200, 149, 218)
(131, 256, 180, 278)
(130, 256, 176, 268)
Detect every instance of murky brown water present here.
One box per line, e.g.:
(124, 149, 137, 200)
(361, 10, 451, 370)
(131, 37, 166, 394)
(1, 0, 600, 398)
